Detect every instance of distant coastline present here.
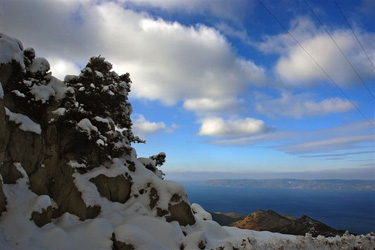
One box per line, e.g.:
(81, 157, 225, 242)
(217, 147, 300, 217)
(202, 179, 375, 191)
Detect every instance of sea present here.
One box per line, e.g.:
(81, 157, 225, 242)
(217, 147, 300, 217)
(181, 183, 375, 235)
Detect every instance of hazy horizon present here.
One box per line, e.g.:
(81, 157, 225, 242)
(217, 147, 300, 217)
(165, 167, 375, 182)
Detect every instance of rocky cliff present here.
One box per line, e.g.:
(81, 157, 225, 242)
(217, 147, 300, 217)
(0, 33, 196, 248)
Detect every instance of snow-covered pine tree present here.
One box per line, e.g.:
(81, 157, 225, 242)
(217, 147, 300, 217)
(58, 56, 144, 166)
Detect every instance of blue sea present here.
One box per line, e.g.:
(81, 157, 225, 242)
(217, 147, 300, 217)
(182, 183, 375, 235)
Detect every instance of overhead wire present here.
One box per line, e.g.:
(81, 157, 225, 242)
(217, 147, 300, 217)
(303, 0, 375, 100)
(333, 0, 375, 70)
(256, 0, 375, 129)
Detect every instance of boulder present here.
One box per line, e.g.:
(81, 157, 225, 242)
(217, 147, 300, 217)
(90, 174, 132, 203)
(31, 206, 53, 227)
(112, 233, 135, 250)
(166, 201, 195, 226)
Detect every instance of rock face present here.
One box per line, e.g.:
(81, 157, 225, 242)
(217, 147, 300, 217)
(232, 209, 294, 231)
(0, 33, 195, 235)
(90, 174, 132, 203)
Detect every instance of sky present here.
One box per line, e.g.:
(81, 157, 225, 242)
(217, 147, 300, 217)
(0, 0, 374, 180)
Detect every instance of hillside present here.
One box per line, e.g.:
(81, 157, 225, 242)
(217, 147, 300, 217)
(231, 210, 294, 231)
(0, 33, 374, 249)
(225, 210, 349, 237)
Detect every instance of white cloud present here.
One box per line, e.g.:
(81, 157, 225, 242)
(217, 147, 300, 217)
(206, 119, 375, 155)
(0, 1, 266, 107)
(198, 116, 268, 136)
(183, 97, 244, 114)
(257, 17, 375, 87)
(255, 92, 353, 118)
(132, 114, 167, 135)
(121, 0, 255, 23)
(277, 135, 374, 154)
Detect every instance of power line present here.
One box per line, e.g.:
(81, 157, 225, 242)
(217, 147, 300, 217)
(333, 0, 375, 70)
(303, 0, 375, 101)
(256, 0, 375, 129)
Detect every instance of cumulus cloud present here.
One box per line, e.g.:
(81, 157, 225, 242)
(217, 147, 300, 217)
(257, 17, 375, 87)
(198, 116, 269, 136)
(255, 92, 353, 118)
(0, 0, 266, 107)
(183, 97, 244, 114)
(132, 114, 168, 135)
(121, 0, 255, 23)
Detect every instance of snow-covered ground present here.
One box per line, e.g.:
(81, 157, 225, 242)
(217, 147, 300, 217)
(0, 158, 374, 249)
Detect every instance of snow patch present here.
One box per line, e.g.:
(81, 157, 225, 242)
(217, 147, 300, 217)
(13, 162, 27, 178)
(68, 160, 86, 169)
(30, 84, 55, 103)
(5, 108, 41, 134)
(52, 107, 66, 116)
(28, 57, 50, 74)
(192, 203, 212, 221)
(0, 33, 25, 69)
(77, 118, 98, 137)
(12, 90, 26, 98)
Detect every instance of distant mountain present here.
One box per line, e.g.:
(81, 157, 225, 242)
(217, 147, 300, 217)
(231, 210, 295, 231)
(209, 212, 245, 226)
(269, 215, 348, 237)
(215, 209, 349, 237)
(203, 179, 375, 190)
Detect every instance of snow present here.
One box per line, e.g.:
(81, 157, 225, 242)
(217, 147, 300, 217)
(30, 84, 55, 103)
(191, 203, 212, 221)
(13, 162, 27, 178)
(138, 157, 155, 167)
(30, 195, 52, 213)
(46, 75, 67, 100)
(95, 71, 103, 78)
(0, 33, 25, 69)
(11, 90, 26, 98)
(52, 107, 66, 116)
(96, 139, 105, 146)
(94, 116, 110, 124)
(5, 108, 41, 134)
(68, 160, 86, 169)
(77, 118, 98, 137)
(25, 76, 66, 104)
(28, 57, 50, 74)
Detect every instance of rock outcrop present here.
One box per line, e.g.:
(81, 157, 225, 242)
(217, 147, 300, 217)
(0, 33, 195, 243)
(232, 209, 294, 231)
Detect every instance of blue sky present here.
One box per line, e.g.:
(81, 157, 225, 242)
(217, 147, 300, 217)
(0, 0, 374, 179)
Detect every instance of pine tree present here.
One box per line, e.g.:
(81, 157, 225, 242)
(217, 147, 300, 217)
(58, 56, 143, 164)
